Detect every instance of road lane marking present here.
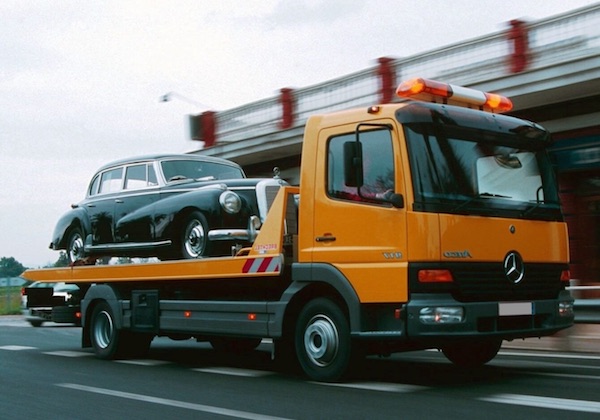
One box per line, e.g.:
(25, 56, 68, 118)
(480, 393, 600, 413)
(43, 350, 93, 357)
(499, 350, 600, 361)
(116, 359, 171, 366)
(193, 367, 274, 377)
(314, 381, 427, 393)
(0, 345, 36, 351)
(57, 383, 292, 420)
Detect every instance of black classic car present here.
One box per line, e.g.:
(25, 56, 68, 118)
(50, 154, 287, 263)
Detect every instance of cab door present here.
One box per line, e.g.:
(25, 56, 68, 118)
(310, 123, 408, 303)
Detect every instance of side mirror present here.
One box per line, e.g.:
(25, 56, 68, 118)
(387, 193, 405, 209)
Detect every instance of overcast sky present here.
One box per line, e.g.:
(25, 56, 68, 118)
(1, 0, 596, 267)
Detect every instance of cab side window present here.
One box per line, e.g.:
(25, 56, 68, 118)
(327, 129, 395, 202)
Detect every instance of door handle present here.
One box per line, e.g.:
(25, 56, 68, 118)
(115, 199, 124, 204)
(316, 235, 336, 243)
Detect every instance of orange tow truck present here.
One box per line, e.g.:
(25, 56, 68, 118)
(22, 78, 574, 381)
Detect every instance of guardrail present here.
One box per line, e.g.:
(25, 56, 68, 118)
(570, 285, 600, 324)
(210, 3, 600, 145)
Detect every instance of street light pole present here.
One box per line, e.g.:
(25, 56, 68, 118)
(159, 92, 211, 110)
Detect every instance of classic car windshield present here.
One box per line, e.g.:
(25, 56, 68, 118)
(161, 159, 244, 182)
(404, 123, 562, 221)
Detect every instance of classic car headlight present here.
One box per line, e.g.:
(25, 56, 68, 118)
(219, 191, 242, 214)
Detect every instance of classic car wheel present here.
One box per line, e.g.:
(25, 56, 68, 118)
(181, 211, 209, 258)
(66, 228, 85, 264)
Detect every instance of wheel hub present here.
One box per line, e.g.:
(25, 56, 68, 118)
(304, 315, 339, 367)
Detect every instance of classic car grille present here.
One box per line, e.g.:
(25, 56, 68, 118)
(256, 179, 287, 222)
(410, 262, 565, 302)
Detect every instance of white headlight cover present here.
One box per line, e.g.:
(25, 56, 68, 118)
(219, 191, 242, 214)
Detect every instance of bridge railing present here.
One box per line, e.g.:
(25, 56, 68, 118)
(212, 3, 600, 144)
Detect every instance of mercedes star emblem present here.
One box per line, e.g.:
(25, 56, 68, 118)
(504, 251, 525, 284)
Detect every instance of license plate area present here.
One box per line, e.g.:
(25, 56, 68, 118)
(498, 302, 533, 316)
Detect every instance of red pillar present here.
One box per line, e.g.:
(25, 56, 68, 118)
(507, 19, 529, 73)
(377, 57, 396, 104)
(279, 88, 294, 129)
(201, 111, 216, 148)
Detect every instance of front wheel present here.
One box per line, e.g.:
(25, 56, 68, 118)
(180, 211, 210, 259)
(442, 339, 502, 367)
(295, 298, 353, 382)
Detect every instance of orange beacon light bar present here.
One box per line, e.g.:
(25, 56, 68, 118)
(396, 78, 513, 112)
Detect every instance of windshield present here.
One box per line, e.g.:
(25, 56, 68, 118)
(404, 123, 562, 221)
(160, 159, 244, 182)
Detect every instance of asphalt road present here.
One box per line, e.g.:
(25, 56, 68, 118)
(2, 317, 600, 419)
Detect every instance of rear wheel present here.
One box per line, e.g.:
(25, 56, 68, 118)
(90, 301, 152, 359)
(66, 227, 85, 264)
(90, 301, 124, 359)
(442, 339, 502, 367)
(295, 298, 354, 382)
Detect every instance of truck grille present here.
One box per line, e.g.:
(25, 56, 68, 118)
(410, 262, 566, 302)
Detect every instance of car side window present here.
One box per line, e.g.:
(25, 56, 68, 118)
(327, 129, 395, 203)
(88, 174, 100, 196)
(124, 164, 148, 190)
(99, 167, 123, 194)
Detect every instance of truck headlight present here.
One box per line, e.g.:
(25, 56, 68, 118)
(219, 191, 242, 214)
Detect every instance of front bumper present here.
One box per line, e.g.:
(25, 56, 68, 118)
(405, 290, 574, 343)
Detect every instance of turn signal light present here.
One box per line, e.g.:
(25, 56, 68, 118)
(396, 77, 513, 112)
(418, 269, 454, 283)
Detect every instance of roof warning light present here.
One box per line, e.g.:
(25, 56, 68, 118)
(396, 77, 513, 113)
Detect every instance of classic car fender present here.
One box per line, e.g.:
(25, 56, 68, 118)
(50, 207, 92, 250)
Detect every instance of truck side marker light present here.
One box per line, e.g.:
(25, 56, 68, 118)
(184, 311, 192, 318)
(396, 77, 513, 112)
(560, 270, 570, 282)
(418, 269, 453, 283)
(367, 106, 381, 114)
(242, 256, 281, 274)
(248, 313, 257, 321)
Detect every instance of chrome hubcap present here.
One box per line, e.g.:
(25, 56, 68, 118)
(93, 310, 113, 349)
(304, 314, 339, 367)
(185, 222, 205, 258)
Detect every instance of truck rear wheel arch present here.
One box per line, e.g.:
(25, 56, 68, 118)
(81, 285, 124, 348)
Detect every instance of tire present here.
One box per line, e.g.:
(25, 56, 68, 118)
(90, 301, 153, 359)
(210, 337, 262, 353)
(180, 211, 210, 259)
(295, 298, 353, 382)
(90, 301, 124, 359)
(442, 339, 502, 367)
(29, 320, 43, 327)
(66, 227, 85, 264)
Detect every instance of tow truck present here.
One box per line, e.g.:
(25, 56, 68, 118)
(22, 78, 574, 381)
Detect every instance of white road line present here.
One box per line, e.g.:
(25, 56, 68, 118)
(0, 345, 36, 351)
(480, 393, 600, 413)
(43, 350, 92, 357)
(531, 372, 600, 381)
(193, 367, 274, 377)
(314, 381, 428, 393)
(116, 359, 171, 366)
(57, 383, 292, 420)
(499, 350, 600, 361)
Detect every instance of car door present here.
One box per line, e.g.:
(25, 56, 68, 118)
(86, 167, 123, 244)
(114, 163, 159, 243)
